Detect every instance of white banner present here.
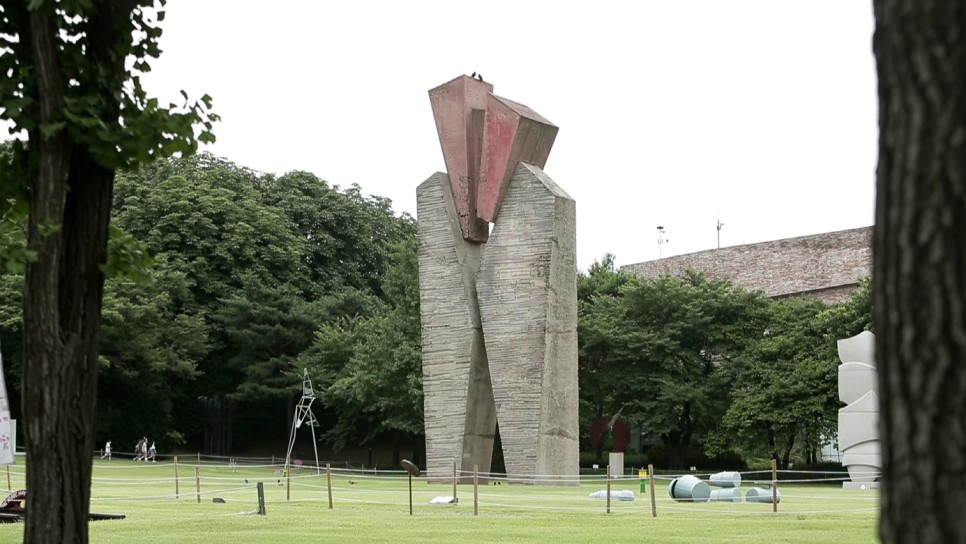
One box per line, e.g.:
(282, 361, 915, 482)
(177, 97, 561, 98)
(0, 345, 14, 465)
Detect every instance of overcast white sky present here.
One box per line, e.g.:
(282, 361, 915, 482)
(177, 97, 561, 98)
(141, 1, 878, 271)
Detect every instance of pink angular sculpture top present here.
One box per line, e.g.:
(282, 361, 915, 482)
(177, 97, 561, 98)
(429, 75, 557, 241)
(429, 75, 493, 242)
(479, 95, 557, 223)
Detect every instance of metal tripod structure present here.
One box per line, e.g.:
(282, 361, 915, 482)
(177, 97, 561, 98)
(285, 368, 320, 474)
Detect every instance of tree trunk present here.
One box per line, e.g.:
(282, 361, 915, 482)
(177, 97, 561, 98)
(23, 148, 114, 543)
(874, 2, 966, 542)
(661, 402, 694, 470)
(19, 7, 78, 544)
(781, 434, 794, 470)
(18, 6, 121, 542)
(594, 400, 604, 461)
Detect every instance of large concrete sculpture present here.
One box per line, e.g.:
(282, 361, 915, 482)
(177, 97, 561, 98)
(837, 331, 881, 487)
(418, 75, 578, 484)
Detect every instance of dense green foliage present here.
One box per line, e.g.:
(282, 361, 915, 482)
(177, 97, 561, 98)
(0, 145, 872, 470)
(577, 257, 872, 469)
(300, 238, 423, 462)
(1, 152, 416, 457)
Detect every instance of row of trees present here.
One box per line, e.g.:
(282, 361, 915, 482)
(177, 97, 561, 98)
(1, 151, 421, 461)
(578, 257, 871, 469)
(3, 155, 872, 471)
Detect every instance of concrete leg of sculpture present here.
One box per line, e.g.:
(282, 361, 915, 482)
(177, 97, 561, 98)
(461, 327, 498, 483)
(478, 163, 579, 484)
(416, 172, 497, 482)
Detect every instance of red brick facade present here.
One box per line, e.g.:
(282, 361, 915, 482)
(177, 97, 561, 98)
(620, 227, 873, 304)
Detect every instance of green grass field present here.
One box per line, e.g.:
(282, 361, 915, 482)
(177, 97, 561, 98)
(0, 459, 880, 543)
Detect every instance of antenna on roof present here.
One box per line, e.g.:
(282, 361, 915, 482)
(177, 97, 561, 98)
(717, 215, 725, 250)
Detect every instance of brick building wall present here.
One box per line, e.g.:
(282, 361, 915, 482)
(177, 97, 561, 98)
(620, 226, 873, 304)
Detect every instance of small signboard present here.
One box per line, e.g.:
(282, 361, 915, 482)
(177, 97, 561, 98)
(0, 347, 14, 466)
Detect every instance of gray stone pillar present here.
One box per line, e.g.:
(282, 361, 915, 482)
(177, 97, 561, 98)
(416, 172, 496, 482)
(477, 163, 579, 483)
(417, 163, 578, 485)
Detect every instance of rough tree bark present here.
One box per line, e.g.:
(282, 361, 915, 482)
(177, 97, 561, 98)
(873, 1, 966, 542)
(18, 6, 123, 543)
(2, 3, 215, 540)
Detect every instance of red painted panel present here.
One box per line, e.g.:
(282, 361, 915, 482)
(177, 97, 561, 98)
(428, 75, 493, 242)
(478, 95, 558, 223)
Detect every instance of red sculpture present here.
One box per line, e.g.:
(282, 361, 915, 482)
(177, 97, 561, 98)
(428, 75, 558, 242)
(589, 415, 631, 453)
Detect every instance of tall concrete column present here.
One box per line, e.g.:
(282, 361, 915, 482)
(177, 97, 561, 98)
(477, 163, 579, 483)
(416, 172, 497, 482)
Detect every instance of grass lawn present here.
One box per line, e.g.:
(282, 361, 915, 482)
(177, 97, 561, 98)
(0, 459, 880, 543)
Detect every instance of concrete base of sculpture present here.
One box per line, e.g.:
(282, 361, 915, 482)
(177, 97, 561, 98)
(417, 163, 578, 485)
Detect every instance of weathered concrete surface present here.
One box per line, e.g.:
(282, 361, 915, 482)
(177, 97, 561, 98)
(477, 163, 578, 484)
(478, 95, 558, 224)
(416, 172, 496, 481)
(428, 76, 493, 242)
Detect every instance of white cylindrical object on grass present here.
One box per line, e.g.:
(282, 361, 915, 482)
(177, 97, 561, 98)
(667, 475, 710, 503)
(745, 487, 781, 504)
(709, 487, 742, 502)
(709, 471, 742, 488)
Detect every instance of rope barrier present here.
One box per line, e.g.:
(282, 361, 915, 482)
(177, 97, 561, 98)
(0, 459, 881, 520)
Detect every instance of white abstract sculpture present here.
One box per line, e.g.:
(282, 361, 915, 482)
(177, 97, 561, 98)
(837, 331, 880, 483)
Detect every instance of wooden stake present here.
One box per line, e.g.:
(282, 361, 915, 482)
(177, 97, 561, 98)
(286, 466, 291, 501)
(606, 465, 611, 514)
(408, 471, 414, 515)
(771, 459, 779, 513)
(326, 463, 333, 509)
(256, 482, 266, 515)
(453, 461, 458, 504)
(5, 466, 9, 491)
(473, 464, 479, 516)
(174, 456, 180, 498)
(648, 464, 657, 518)
(195, 466, 201, 504)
